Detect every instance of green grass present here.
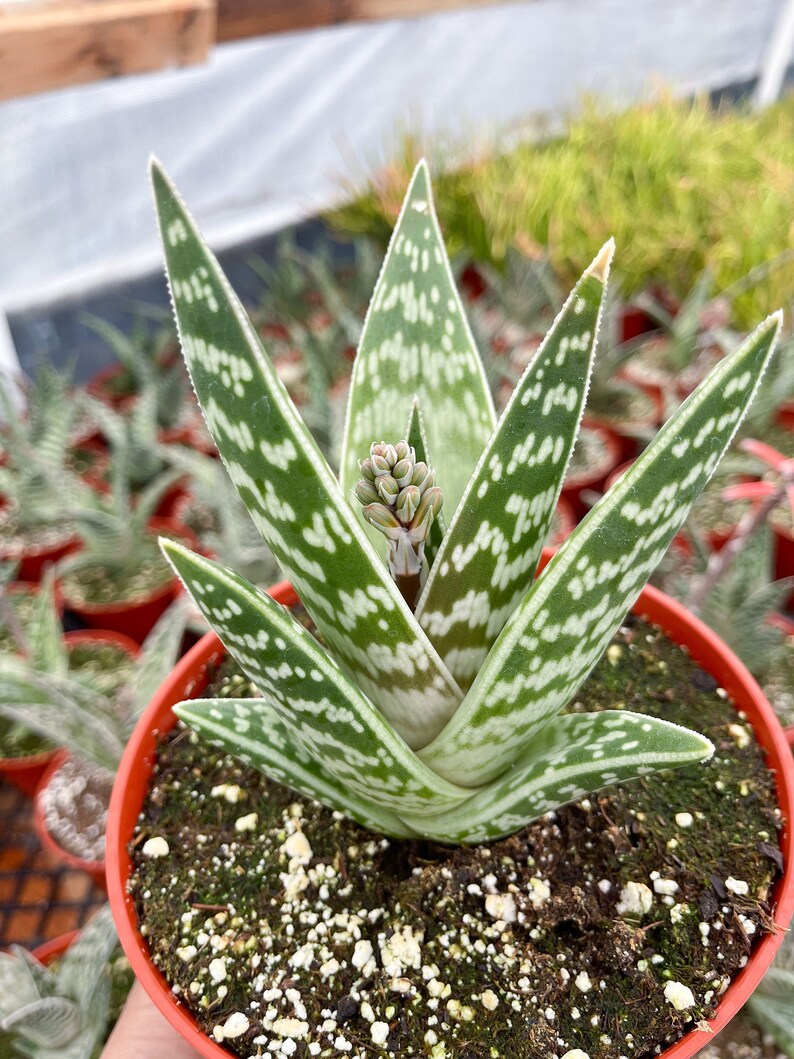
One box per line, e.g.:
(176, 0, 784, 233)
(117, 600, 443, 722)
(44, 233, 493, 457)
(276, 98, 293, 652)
(329, 94, 794, 327)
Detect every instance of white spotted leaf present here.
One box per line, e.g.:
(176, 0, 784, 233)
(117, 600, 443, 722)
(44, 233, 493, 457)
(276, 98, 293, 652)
(340, 160, 496, 548)
(163, 540, 472, 812)
(404, 711, 713, 843)
(415, 243, 612, 687)
(419, 313, 782, 786)
(174, 699, 418, 838)
(151, 160, 462, 749)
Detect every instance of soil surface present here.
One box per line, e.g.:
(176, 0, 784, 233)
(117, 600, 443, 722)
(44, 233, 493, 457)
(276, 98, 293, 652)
(130, 620, 785, 1059)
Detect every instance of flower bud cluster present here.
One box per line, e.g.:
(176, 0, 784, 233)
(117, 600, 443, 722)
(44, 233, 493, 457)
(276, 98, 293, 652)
(356, 441, 442, 546)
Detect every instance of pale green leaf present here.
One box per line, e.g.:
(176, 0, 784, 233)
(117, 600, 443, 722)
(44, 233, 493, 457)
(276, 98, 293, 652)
(420, 313, 782, 786)
(175, 699, 418, 838)
(339, 160, 496, 547)
(0, 996, 81, 1047)
(57, 905, 117, 1012)
(416, 244, 612, 687)
(128, 598, 188, 722)
(26, 569, 67, 678)
(747, 968, 794, 1055)
(163, 540, 471, 812)
(405, 711, 712, 843)
(405, 397, 445, 567)
(151, 159, 462, 749)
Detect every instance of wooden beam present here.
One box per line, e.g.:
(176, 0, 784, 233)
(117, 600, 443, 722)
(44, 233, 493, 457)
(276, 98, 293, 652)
(216, 0, 515, 43)
(0, 0, 215, 101)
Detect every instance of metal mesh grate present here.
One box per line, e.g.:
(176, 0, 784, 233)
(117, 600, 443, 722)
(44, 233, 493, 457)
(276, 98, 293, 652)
(0, 780, 105, 950)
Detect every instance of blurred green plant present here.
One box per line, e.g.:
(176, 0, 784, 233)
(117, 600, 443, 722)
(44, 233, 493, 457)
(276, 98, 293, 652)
(329, 95, 794, 327)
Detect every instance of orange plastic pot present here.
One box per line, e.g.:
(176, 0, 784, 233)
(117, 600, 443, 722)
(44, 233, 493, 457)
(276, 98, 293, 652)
(58, 519, 196, 645)
(0, 503, 79, 584)
(106, 579, 794, 1059)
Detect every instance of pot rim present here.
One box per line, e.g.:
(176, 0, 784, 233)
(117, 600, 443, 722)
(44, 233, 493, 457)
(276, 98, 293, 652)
(106, 579, 794, 1059)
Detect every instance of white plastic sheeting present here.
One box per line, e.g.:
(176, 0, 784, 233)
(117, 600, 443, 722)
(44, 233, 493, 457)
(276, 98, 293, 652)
(0, 0, 782, 314)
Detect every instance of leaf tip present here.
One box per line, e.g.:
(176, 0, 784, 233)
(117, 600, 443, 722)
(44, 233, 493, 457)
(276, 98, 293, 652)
(586, 238, 616, 284)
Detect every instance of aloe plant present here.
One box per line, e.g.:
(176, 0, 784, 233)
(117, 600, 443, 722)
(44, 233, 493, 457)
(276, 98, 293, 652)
(82, 311, 187, 428)
(0, 598, 188, 774)
(151, 159, 781, 844)
(0, 905, 122, 1059)
(0, 366, 94, 550)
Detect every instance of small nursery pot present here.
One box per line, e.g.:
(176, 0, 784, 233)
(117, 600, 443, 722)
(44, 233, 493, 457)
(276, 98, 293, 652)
(34, 751, 109, 890)
(86, 364, 135, 408)
(0, 746, 61, 798)
(0, 500, 79, 584)
(58, 519, 197, 645)
(561, 422, 623, 518)
(106, 580, 794, 1059)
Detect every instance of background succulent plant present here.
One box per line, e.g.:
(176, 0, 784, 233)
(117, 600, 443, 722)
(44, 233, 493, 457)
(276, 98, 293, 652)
(152, 159, 780, 845)
(0, 905, 120, 1059)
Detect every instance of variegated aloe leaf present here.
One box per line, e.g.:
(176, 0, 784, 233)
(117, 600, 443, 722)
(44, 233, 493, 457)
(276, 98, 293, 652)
(339, 160, 496, 546)
(421, 313, 783, 786)
(163, 540, 471, 809)
(151, 160, 462, 748)
(26, 569, 67, 678)
(404, 711, 712, 843)
(0, 666, 124, 771)
(57, 904, 117, 1012)
(746, 968, 794, 1054)
(128, 598, 188, 723)
(0, 996, 82, 1047)
(405, 398, 445, 567)
(415, 243, 613, 687)
(175, 699, 417, 838)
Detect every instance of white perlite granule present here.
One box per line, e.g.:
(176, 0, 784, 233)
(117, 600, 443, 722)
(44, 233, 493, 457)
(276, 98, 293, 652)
(370, 1022, 390, 1045)
(561, 1050, 592, 1059)
(616, 881, 653, 916)
(142, 836, 170, 858)
(664, 981, 696, 1011)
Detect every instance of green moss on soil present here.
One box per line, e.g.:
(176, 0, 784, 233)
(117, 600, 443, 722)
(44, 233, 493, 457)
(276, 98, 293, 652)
(130, 620, 784, 1059)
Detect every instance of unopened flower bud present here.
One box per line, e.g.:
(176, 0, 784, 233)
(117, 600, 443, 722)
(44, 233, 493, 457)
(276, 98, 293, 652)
(394, 440, 412, 462)
(392, 459, 414, 487)
(409, 486, 443, 543)
(359, 458, 376, 483)
(411, 462, 433, 492)
(355, 480, 380, 506)
(377, 475, 399, 504)
(371, 453, 392, 476)
(396, 485, 421, 523)
(362, 503, 402, 539)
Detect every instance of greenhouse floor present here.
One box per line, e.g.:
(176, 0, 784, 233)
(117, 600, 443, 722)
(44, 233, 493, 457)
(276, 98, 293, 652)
(0, 780, 104, 950)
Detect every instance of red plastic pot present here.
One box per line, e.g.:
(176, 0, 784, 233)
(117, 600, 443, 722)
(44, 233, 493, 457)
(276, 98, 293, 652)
(619, 304, 657, 343)
(549, 495, 577, 546)
(34, 751, 108, 890)
(776, 403, 794, 432)
(106, 580, 794, 1059)
(0, 747, 61, 798)
(561, 423, 623, 518)
(58, 519, 197, 645)
(64, 628, 140, 665)
(0, 499, 79, 583)
(85, 364, 135, 408)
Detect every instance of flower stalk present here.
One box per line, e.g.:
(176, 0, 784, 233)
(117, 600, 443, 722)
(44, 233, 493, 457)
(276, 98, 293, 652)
(356, 441, 443, 610)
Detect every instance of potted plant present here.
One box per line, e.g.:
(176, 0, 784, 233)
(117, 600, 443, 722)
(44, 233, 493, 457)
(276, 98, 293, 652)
(0, 904, 132, 1058)
(0, 368, 94, 582)
(55, 447, 194, 642)
(0, 597, 187, 886)
(107, 161, 793, 1059)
